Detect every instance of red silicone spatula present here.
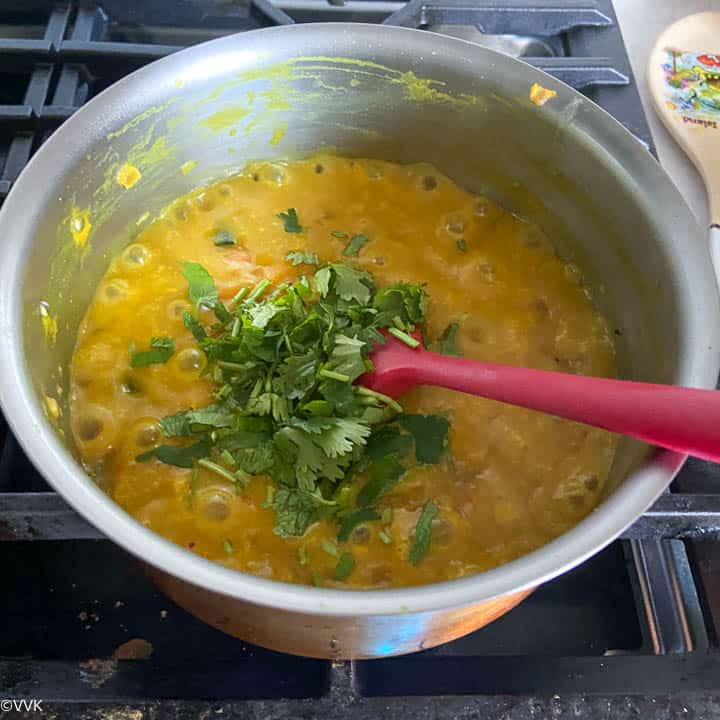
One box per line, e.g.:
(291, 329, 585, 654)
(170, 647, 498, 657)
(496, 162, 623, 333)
(363, 334, 720, 462)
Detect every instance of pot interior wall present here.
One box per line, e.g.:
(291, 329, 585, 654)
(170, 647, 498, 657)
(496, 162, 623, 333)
(22, 47, 683, 502)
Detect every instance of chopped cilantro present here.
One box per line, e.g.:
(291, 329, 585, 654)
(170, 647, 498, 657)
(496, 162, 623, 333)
(337, 508, 381, 542)
(278, 208, 302, 233)
(331, 230, 349, 239)
(183, 311, 207, 342)
(357, 454, 405, 507)
(160, 403, 234, 436)
(366, 425, 413, 461)
(388, 327, 420, 348)
(343, 234, 370, 257)
(437, 322, 462, 357)
(270, 486, 323, 537)
(136, 440, 209, 468)
(144, 258, 451, 565)
(321, 538, 339, 558)
(286, 251, 320, 266)
(408, 501, 438, 565)
(456, 239, 467, 252)
(130, 337, 175, 367)
(335, 551, 356, 580)
(315, 263, 374, 305)
(198, 458, 238, 484)
(214, 230, 236, 246)
(223, 538, 234, 554)
(181, 262, 218, 308)
(398, 414, 450, 464)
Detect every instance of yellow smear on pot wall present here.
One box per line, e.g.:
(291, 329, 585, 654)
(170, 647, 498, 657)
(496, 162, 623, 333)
(69, 207, 92, 248)
(116, 163, 141, 189)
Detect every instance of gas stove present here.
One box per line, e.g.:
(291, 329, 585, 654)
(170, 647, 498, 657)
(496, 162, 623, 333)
(2, 2, 720, 717)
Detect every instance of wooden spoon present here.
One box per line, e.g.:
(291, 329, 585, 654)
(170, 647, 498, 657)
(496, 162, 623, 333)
(363, 334, 720, 463)
(648, 12, 720, 274)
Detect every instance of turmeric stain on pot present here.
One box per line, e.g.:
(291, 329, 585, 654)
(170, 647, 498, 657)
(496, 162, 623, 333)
(201, 106, 251, 131)
(38, 301, 58, 345)
(69, 206, 92, 248)
(269, 122, 288, 145)
(116, 163, 141, 189)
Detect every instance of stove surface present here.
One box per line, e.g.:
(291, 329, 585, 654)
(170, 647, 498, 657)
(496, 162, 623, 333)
(1, 2, 720, 717)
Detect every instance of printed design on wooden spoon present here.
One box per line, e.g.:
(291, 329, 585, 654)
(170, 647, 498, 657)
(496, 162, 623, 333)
(661, 48, 720, 128)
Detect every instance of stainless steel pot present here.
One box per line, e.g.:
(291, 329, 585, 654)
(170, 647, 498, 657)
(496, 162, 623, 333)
(0, 24, 718, 659)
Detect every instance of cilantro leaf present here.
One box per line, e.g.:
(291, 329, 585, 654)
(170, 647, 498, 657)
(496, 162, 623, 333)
(181, 262, 218, 308)
(214, 230, 236, 246)
(398, 414, 450, 464)
(183, 311, 207, 342)
(278, 208, 302, 233)
(373, 283, 426, 327)
(316, 264, 374, 306)
(337, 508, 381, 542)
(291, 416, 371, 458)
(335, 551, 356, 580)
(366, 425, 413, 461)
(286, 251, 320, 266)
(357, 454, 406, 507)
(342, 234, 370, 257)
(159, 403, 235, 437)
(271, 486, 324, 537)
(233, 445, 275, 474)
(136, 440, 210, 468)
(330, 230, 348, 240)
(408, 501, 438, 565)
(456, 239, 467, 252)
(130, 337, 175, 367)
(278, 350, 319, 400)
(325, 334, 367, 383)
(319, 379, 361, 417)
(437, 322, 462, 357)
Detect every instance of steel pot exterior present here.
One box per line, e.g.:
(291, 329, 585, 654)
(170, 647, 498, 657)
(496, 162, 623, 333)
(0, 24, 718, 658)
(148, 564, 534, 658)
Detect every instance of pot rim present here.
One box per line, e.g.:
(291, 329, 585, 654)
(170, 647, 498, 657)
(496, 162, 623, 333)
(0, 23, 717, 617)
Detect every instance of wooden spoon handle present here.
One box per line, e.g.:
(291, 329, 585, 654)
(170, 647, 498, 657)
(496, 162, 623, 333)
(409, 350, 720, 462)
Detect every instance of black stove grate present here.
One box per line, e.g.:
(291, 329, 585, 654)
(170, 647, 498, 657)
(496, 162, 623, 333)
(2, 0, 720, 714)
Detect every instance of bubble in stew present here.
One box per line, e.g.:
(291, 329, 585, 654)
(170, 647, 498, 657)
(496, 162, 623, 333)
(69, 156, 618, 589)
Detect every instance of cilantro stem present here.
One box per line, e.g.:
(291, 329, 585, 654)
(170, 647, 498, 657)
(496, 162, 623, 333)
(388, 327, 420, 348)
(221, 450, 236, 467)
(358, 396, 381, 407)
(198, 458, 238, 484)
(230, 286, 248, 306)
(246, 278, 270, 303)
(217, 360, 248, 372)
(318, 368, 351, 382)
(355, 386, 403, 414)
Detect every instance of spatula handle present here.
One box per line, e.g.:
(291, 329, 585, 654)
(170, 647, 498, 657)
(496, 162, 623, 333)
(411, 350, 720, 462)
